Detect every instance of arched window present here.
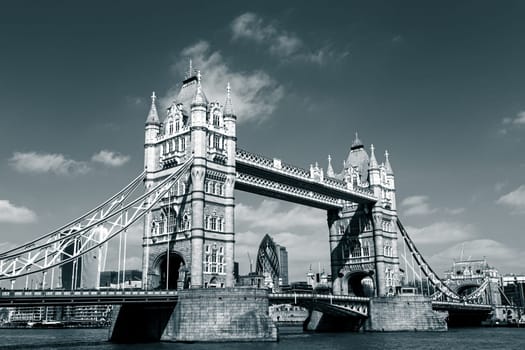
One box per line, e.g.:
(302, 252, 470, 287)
(168, 121, 173, 134)
(362, 242, 370, 257)
(175, 120, 180, 132)
(213, 113, 220, 127)
(385, 268, 394, 287)
(182, 214, 191, 230)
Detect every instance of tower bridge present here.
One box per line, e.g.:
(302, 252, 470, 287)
(0, 67, 497, 342)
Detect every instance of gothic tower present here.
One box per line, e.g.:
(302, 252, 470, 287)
(327, 134, 400, 297)
(142, 67, 236, 289)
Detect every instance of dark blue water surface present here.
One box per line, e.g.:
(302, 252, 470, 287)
(1, 326, 524, 350)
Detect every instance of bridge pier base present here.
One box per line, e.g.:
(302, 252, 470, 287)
(364, 296, 447, 332)
(162, 287, 277, 342)
(109, 303, 176, 343)
(303, 310, 363, 332)
(109, 288, 276, 343)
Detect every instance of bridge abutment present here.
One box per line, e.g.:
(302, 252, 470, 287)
(109, 288, 276, 342)
(364, 296, 447, 332)
(162, 287, 276, 342)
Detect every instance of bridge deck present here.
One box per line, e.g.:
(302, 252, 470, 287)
(235, 149, 377, 209)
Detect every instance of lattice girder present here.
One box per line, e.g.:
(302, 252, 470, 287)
(0, 158, 193, 280)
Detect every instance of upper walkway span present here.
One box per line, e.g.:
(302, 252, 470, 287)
(235, 148, 377, 209)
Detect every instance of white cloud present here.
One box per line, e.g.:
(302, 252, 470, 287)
(513, 111, 525, 125)
(235, 199, 324, 231)
(164, 41, 284, 124)
(401, 195, 463, 216)
(429, 239, 525, 275)
(234, 199, 329, 280)
(91, 150, 130, 167)
(391, 35, 404, 44)
(230, 12, 347, 65)
(400, 195, 437, 216)
(444, 207, 465, 215)
(496, 185, 525, 213)
(499, 111, 525, 134)
(9, 151, 89, 175)
(231, 12, 275, 43)
(0, 200, 37, 223)
(404, 221, 475, 245)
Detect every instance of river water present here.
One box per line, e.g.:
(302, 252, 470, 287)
(0, 327, 524, 350)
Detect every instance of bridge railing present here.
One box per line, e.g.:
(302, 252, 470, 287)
(269, 293, 369, 302)
(0, 290, 178, 298)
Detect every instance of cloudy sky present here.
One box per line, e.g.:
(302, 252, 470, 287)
(1, 1, 525, 285)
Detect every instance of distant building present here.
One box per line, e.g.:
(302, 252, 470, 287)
(255, 234, 289, 290)
(237, 272, 265, 288)
(99, 270, 142, 289)
(60, 227, 108, 290)
(502, 275, 525, 308)
(306, 267, 331, 291)
(276, 244, 289, 286)
(6, 305, 112, 327)
(444, 259, 522, 323)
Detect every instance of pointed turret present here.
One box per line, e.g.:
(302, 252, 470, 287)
(368, 144, 381, 187)
(351, 132, 363, 150)
(224, 82, 234, 117)
(369, 144, 379, 169)
(326, 155, 335, 177)
(145, 91, 160, 126)
(191, 70, 208, 107)
(345, 131, 369, 182)
(385, 150, 393, 175)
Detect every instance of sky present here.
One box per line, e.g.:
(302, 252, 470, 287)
(1, 0, 525, 285)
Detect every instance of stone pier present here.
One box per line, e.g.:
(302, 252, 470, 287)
(109, 287, 276, 343)
(364, 295, 447, 331)
(162, 287, 277, 342)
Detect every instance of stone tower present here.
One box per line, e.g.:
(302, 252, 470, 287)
(142, 68, 236, 290)
(326, 134, 400, 297)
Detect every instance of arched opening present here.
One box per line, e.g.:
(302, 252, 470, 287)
(157, 252, 185, 290)
(346, 271, 375, 297)
(456, 283, 479, 297)
(209, 277, 218, 288)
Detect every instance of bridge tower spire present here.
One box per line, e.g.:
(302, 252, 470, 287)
(144, 91, 161, 172)
(223, 81, 237, 287)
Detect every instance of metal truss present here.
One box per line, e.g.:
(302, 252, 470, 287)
(236, 172, 344, 209)
(236, 148, 377, 203)
(0, 171, 146, 258)
(0, 158, 193, 280)
(397, 219, 489, 303)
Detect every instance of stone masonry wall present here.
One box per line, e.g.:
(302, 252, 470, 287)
(364, 295, 448, 331)
(162, 287, 277, 342)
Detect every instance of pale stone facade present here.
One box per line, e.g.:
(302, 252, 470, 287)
(327, 136, 400, 297)
(142, 69, 236, 290)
